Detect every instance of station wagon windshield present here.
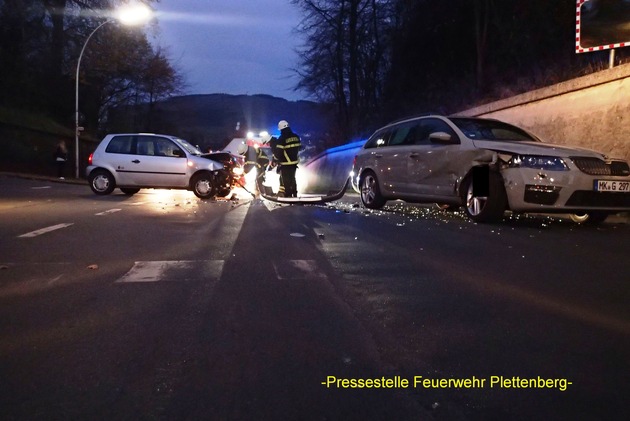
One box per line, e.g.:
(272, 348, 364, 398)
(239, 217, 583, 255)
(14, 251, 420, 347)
(450, 118, 537, 142)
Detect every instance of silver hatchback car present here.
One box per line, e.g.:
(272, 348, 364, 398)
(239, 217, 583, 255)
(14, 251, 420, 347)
(351, 115, 630, 223)
(86, 133, 233, 199)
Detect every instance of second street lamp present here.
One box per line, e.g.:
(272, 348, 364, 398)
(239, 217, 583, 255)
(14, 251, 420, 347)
(74, 4, 153, 179)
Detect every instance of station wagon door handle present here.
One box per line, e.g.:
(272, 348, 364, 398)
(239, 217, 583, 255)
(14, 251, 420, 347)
(373, 153, 383, 158)
(409, 153, 419, 158)
(131, 159, 141, 163)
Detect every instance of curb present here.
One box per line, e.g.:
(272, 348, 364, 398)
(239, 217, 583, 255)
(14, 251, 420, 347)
(0, 172, 87, 185)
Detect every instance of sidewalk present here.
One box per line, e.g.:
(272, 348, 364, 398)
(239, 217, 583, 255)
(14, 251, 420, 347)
(0, 171, 87, 185)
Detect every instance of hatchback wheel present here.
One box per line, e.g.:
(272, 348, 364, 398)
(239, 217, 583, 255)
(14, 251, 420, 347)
(462, 171, 507, 223)
(192, 173, 216, 199)
(360, 171, 386, 209)
(89, 170, 115, 195)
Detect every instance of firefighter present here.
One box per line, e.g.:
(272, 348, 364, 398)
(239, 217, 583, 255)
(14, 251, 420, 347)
(274, 120, 301, 197)
(242, 142, 258, 175)
(242, 142, 260, 175)
(257, 134, 274, 183)
(268, 133, 284, 195)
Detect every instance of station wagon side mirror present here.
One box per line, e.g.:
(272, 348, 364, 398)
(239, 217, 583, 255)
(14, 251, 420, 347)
(429, 132, 453, 144)
(172, 149, 185, 157)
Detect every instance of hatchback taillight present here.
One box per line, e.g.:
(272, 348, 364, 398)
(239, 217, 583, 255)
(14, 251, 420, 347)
(88, 153, 93, 165)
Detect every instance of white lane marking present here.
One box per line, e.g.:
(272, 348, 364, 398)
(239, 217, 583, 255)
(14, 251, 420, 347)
(115, 260, 225, 283)
(273, 260, 327, 280)
(18, 223, 74, 238)
(95, 208, 122, 216)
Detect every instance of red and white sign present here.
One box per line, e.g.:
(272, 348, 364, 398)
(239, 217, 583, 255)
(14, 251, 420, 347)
(576, 0, 630, 53)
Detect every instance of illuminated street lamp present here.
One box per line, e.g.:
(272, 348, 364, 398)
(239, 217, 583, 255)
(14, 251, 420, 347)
(74, 3, 152, 178)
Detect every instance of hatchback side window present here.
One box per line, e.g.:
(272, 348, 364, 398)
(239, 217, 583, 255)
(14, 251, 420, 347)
(105, 136, 133, 154)
(154, 137, 184, 157)
(136, 137, 156, 156)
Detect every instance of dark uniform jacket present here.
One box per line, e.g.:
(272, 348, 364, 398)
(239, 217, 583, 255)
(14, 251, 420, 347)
(275, 128, 301, 166)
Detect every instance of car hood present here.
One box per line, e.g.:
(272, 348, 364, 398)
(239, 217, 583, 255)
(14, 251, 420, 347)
(472, 140, 607, 159)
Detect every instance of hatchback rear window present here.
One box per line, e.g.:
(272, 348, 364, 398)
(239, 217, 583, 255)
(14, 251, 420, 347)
(105, 136, 133, 154)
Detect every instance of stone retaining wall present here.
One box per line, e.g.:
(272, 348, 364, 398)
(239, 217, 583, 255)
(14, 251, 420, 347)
(455, 63, 630, 162)
(301, 64, 630, 193)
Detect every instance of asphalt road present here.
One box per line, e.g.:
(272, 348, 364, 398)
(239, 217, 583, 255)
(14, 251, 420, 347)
(1, 175, 629, 420)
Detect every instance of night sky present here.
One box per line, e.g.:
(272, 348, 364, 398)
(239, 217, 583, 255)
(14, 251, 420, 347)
(149, 0, 306, 101)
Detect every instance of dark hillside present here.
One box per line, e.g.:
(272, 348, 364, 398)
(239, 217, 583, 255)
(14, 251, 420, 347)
(108, 94, 334, 152)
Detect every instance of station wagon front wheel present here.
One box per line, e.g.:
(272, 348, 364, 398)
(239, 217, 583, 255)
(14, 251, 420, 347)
(462, 171, 507, 223)
(360, 171, 386, 209)
(569, 211, 609, 225)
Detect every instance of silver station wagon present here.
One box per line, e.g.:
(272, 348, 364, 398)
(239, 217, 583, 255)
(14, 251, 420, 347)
(351, 115, 630, 223)
(86, 133, 239, 199)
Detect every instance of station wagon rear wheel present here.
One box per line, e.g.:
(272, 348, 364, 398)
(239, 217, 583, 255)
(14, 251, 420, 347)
(88, 169, 115, 195)
(360, 170, 386, 209)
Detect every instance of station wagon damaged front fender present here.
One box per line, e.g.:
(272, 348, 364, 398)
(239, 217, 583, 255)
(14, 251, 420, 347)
(453, 149, 501, 195)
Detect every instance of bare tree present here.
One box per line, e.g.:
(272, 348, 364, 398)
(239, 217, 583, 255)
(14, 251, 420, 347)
(0, 0, 184, 135)
(292, 0, 395, 140)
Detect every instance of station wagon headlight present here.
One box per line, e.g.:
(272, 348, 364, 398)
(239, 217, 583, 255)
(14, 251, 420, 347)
(509, 155, 568, 171)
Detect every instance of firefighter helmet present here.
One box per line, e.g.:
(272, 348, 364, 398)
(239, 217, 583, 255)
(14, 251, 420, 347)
(278, 120, 289, 130)
(236, 142, 248, 155)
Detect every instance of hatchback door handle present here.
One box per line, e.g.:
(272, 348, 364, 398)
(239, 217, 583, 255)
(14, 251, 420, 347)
(374, 154, 383, 158)
(131, 159, 140, 163)
(409, 153, 419, 158)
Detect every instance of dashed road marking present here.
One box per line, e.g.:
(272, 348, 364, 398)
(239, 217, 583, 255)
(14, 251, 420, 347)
(115, 260, 225, 283)
(95, 209, 122, 216)
(17, 223, 74, 238)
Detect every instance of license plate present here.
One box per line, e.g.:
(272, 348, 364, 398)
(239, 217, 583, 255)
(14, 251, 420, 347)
(594, 180, 630, 192)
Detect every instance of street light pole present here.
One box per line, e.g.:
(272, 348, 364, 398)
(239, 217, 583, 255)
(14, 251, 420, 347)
(74, 20, 112, 179)
(73, 3, 153, 179)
